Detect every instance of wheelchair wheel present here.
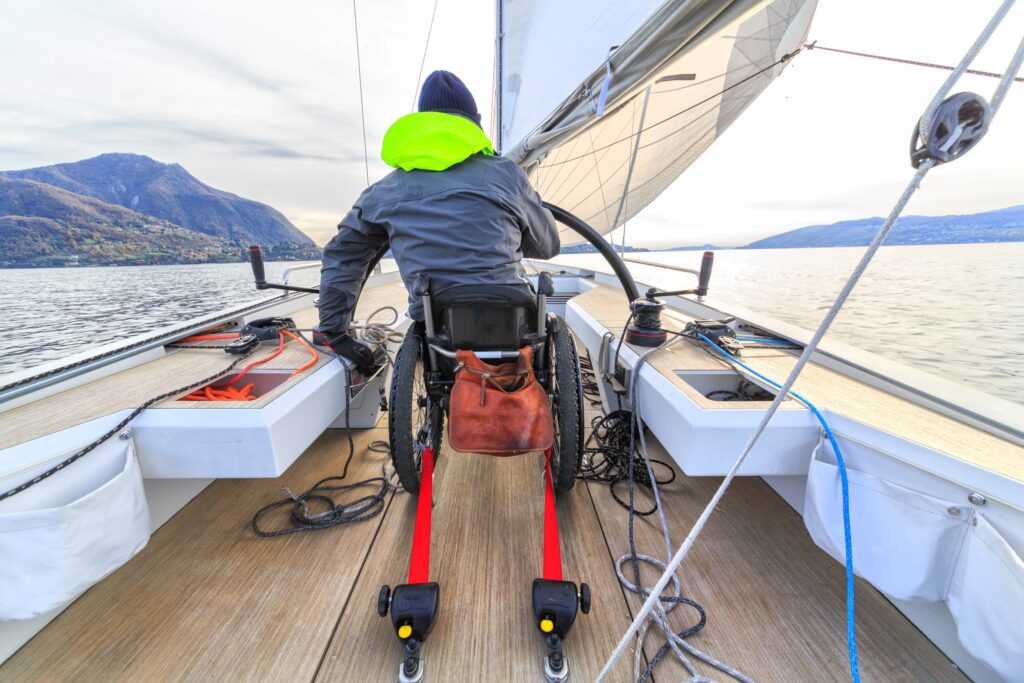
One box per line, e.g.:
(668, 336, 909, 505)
(548, 317, 584, 493)
(388, 325, 443, 495)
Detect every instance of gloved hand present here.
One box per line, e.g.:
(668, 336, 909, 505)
(326, 331, 378, 377)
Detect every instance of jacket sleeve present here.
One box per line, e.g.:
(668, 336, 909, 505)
(514, 170, 560, 259)
(318, 195, 388, 335)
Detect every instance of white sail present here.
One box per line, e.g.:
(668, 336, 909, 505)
(497, 0, 817, 243)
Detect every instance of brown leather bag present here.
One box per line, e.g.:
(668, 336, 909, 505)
(447, 346, 554, 455)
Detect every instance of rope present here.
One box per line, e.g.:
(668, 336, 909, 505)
(252, 361, 391, 536)
(578, 411, 676, 516)
(579, 335, 748, 681)
(598, 4, 1024, 679)
(627, 335, 751, 682)
(805, 42, 1024, 83)
(251, 308, 403, 535)
(920, 0, 1017, 142)
(578, 352, 602, 406)
(352, 0, 370, 186)
(411, 0, 441, 111)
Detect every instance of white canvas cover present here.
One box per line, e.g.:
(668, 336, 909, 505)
(497, 0, 816, 244)
(947, 515, 1024, 682)
(805, 434, 1024, 681)
(803, 439, 971, 602)
(0, 439, 150, 620)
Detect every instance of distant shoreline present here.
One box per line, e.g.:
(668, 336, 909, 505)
(0, 254, 321, 270)
(562, 238, 1024, 254)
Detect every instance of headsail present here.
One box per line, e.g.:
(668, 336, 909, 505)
(497, 0, 817, 243)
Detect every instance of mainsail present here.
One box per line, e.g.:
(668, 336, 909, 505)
(496, 0, 817, 244)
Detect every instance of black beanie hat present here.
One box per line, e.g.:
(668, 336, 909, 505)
(417, 70, 481, 124)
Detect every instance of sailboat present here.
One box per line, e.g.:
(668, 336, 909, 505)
(2, 0, 1022, 681)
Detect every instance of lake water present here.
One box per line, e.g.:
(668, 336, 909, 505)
(1, 243, 1021, 406)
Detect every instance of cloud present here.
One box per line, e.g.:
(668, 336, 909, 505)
(48, 117, 351, 164)
(58, 0, 356, 130)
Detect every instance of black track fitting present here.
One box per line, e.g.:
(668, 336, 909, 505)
(386, 583, 438, 683)
(389, 582, 440, 643)
(532, 579, 580, 640)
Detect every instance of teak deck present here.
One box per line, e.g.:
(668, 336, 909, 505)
(1, 424, 963, 681)
(0, 280, 968, 680)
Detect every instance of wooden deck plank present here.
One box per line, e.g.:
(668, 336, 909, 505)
(0, 427, 396, 681)
(586, 435, 965, 682)
(315, 448, 640, 682)
(573, 286, 1024, 483)
(0, 281, 408, 448)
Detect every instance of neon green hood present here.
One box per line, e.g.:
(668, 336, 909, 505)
(381, 112, 494, 172)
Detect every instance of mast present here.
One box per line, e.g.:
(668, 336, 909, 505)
(493, 0, 504, 153)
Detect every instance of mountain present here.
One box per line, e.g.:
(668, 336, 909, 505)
(0, 176, 234, 267)
(666, 243, 728, 252)
(744, 205, 1024, 249)
(561, 243, 649, 254)
(3, 153, 315, 249)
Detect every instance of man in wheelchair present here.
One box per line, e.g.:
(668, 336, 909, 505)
(317, 70, 588, 682)
(317, 69, 559, 375)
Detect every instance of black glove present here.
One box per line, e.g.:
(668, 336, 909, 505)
(326, 332, 377, 377)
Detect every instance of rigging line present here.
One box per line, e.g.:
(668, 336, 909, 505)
(920, 0, 1017, 141)
(578, 124, 717, 224)
(585, 126, 615, 230)
(540, 49, 800, 169)
(615, 95, 642, 255)
(551, 73, 742, 220)
(411, 0, 441, 111)
(805, 42, 1024, 84)
(352, 0, 370, 186)
(541, 107, 636, 202)
(600, 3, 1024, 677)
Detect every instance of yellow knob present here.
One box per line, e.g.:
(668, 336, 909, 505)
(539, 618, 555, 633)
(398, 624, 413, 639)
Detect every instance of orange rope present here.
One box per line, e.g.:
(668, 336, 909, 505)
(178, 333, 241, 342)
(180, 329, 319, 402)
(282, 329, 319, 379)
(230, 333, 287, 386)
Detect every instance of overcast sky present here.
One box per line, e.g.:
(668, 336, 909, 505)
(1, 0, 1021, 247)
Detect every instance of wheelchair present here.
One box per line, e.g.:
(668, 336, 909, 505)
(387, 271, 584, 495)
(379, 271, 589, 683)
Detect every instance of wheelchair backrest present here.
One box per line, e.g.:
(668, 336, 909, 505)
(433, 284, 537, 351)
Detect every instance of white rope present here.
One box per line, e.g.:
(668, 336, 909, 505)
(411, 0, 441, 111)
(351, 0, 370, 186)
(989, 31, 1024, 115)
(598, 2, 1024, 678)
(919, 0, 1014, 141)
(616, 337, 754, 682)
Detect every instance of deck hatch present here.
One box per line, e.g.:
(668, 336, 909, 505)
(673, 369, 787, 402)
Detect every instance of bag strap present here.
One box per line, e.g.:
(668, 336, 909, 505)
(455, 362, 531, 405)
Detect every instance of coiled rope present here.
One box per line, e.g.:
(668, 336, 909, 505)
(598, 4, 1024, 681)
(252, 306, 404, 535)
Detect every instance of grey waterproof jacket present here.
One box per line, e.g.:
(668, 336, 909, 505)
(319, 141, 559, 335)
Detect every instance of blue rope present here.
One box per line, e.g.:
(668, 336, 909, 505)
(733, 336, 793, 345)
(696, 333, 861, 682)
